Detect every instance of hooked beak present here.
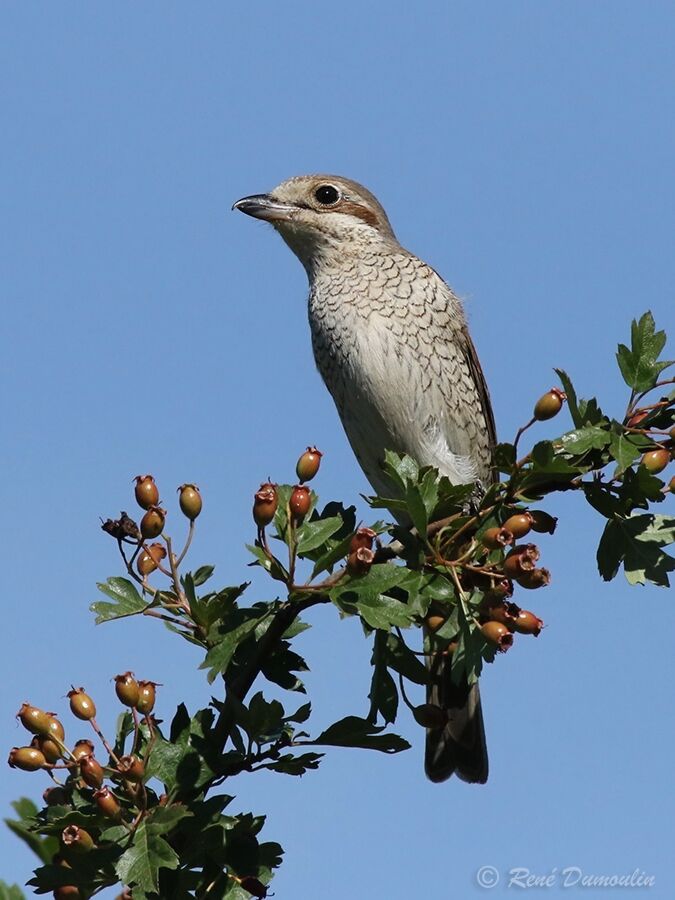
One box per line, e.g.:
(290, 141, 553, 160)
(232, 193, 298, 223)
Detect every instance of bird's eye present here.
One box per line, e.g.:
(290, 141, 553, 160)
(314, 184, 340, 206)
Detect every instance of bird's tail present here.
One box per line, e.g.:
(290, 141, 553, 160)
(424, 650, 488, 784)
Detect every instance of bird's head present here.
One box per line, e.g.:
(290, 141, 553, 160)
(233, 174, 398, 272)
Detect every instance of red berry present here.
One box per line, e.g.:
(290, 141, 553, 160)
(67, 688, 96, 722)
(8, 746, 46, 771)
(93, 786, 121, 820)
(347, 546, 375, 575)
(512, 610, 544, 635)
(296, 446, 323, 483)
(253, 482, 278, 528)
(669, 476, 675, 494)
(349, 527, 377, 553)
(178, 483, 202, 520)
(140, 506, 166, 539)
(413, 704, 447, 729)
(641, 449, 670, 474)
(486, 600, 520, 627)
(134, 475, 159, 510)
(71, 739, 96, 761)
(481, 526, 514, 549)
(289, 485, 311, 523)
(502, 512, 534, 539)
(114, 672, 140, 707)
(480, 621, 514, 651)
(516, 567, 552, 589)
(118, 754, 145, 782)
(43, 785, 70, 806)
(626, 411, 648, 428)
(79, 755, 104, 789)
(533, 387, 566, 421)
(503, 544, 539, 578)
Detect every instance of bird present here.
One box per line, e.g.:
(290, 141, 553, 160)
(234, 175, 496, 784)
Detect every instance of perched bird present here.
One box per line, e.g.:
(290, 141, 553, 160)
(234, 175, 496, 783)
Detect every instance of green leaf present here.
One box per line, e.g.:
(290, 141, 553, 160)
(296, 516, 343, 554)
(91, 577, 148, 623)
(262, 752, 323, 775)
(616, 311, 673, 392)
(246, 692, 286, 741)
(368, 632, 398, 724)
(384, 632, 429, 686)
(493, 442, 517, 473)
(4, 799, 59, 866)
(310, 533, 353, 578)
(609, 428, 642, 474)
(357, 592, 416, 630)
(554, 368, 582, 427)
(597, 514, 675, 586)
(192, 565, 215, 586)
(115, 820, 179, 894)
(201, 608, 269, 683)
(0, 882, 25, 900)
(306, 716, 410, 753)
(559, 425, 610, 454)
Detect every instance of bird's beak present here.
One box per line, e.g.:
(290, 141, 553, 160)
(232, 193, 297, 223)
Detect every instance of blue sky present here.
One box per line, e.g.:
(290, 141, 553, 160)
(1, 2, 674, 897)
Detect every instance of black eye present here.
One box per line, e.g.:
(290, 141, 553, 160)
(314, 184, 340, 206)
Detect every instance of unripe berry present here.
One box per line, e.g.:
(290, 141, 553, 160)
(136, 681, 157, 715)
(32, 735, 62, 764)
(413, 703, 447, 729)
(289, 484, 311, 524)
(516, 567, 552, 589)
(178, 483, 202, 520)
(480, 621, 514, 651)
(253, 482, 278, 528)
(118, 754, 145, 782)
(502, 512, 534, 540)
(533, 387, 566, 421)
(79, 754, 104, 788)
(93, 786, 122, 820)
(140, 506, 166, 540)
(349, 526, 377, 553)
(481, 526, 514, 550)
(134, 475, 159, 510)
(137, 542, 166, 576)
(61, 824, 95, 852)
(67, 688, 96, 722)
(46, 715, 65, 744)
(296, 446, 323, 483)
(530, 510, 558, 534)
(114, 672, 140, 707)
(8, 746, 46, 771)
(669, 475, 675, 494)
(347, 546, 375, 576)
(71, 739, 96, 761)
(512, 610, 544, 635)
(17, 702, 51, 736)
(641, 448, 670, 475)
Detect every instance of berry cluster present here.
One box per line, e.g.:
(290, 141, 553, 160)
(9, 675, 159, 899)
